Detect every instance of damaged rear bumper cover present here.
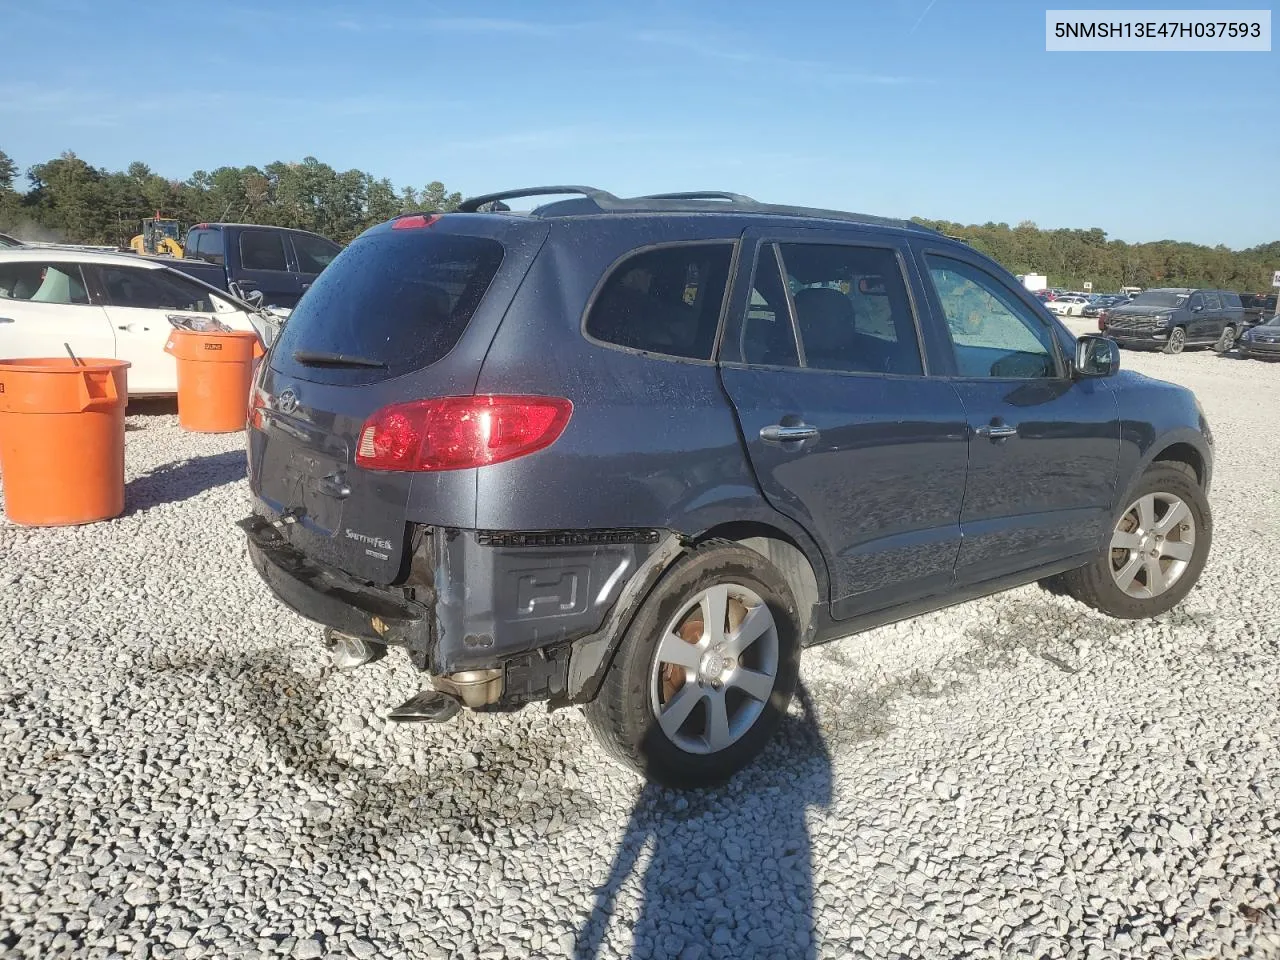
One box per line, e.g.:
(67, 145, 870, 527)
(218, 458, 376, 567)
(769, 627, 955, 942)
(239, 513, 679, 708)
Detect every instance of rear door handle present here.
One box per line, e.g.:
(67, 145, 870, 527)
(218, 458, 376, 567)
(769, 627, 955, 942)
(760, 423, 819, 443)
(975, 424, 1018, 440)
(0, 317, 14, 323)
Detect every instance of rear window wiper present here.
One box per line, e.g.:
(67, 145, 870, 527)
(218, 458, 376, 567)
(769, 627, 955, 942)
(292, 350, 388, 369)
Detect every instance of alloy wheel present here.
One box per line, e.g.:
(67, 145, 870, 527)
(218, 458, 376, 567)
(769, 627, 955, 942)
(649, 583, 779, 755)
(1109, 492, 1196, 599)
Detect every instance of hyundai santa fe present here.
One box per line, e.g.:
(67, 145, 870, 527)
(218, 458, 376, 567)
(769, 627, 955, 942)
(241, 186, 1214, 787)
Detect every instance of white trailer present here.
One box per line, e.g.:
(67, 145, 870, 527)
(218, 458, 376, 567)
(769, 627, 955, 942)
(1018, 273, 1048, 292)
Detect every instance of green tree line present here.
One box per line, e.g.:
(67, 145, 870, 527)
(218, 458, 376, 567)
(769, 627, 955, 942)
(913, 217, 1279, 293)
(1, 146, 1275, 292)
(0, 148, 460, 247)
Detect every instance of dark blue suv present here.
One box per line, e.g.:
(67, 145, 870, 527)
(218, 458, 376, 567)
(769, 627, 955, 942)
(241, 187, 1214, 787)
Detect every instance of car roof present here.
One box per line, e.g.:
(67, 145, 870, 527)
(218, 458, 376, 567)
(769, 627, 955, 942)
(189, 222, 330, 237)
(0, 247, 177, 269)
(451, 185, 942, 238)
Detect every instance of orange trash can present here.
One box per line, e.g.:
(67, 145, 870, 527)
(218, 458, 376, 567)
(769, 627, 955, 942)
(0, 357, 130, 526)
(164, 329, 265, 433)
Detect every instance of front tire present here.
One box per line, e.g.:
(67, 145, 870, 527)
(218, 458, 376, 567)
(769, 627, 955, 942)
(1214, 325, 1237, 353)
(1163, 326, 1187, 354)
(1050, 463, 1211, 619)
(585, 542, 801, 788)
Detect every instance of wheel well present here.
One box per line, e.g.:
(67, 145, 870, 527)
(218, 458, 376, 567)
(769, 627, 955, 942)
(1152, 443, 1204, 486)
(693, 522, 822, 639)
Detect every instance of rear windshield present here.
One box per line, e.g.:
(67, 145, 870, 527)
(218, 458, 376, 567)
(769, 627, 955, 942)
(272, 231, 504, 377)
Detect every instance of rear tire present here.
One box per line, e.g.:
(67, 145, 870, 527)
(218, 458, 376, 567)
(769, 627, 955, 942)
(1214, 325, 1237, 353)
(1049, 463, 1211, 619)
(585, 542, 801, 788)
(1163, 326, 1187, 354)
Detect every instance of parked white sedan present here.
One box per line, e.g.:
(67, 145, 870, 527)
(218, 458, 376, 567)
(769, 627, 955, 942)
(0, 249, 273, 396)
(1045, 295, 1091, 317)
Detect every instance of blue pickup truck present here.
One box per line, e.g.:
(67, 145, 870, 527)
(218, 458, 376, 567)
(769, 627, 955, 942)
(165, 223, 342, 309)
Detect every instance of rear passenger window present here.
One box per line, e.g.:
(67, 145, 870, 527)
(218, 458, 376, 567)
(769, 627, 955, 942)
(738, 244, 799, 367)
(239, 231, 288, 272)
(1221, 292, 1241, 308)
(586, 244, 733, 360)
(1202, 292, 1222, 310)
(775, 243, 923, 375)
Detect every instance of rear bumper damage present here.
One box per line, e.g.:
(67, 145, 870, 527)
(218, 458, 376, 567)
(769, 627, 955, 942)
(240, 512, 677, 709)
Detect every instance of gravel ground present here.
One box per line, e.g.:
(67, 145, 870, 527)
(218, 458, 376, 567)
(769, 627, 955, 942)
(2, 351, 1279, 960)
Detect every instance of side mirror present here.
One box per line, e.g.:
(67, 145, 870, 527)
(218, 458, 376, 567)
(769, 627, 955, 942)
(1075, 334, 1120, 378)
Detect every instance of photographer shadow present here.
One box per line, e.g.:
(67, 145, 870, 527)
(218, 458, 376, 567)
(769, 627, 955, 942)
(574, 684, 833, 960)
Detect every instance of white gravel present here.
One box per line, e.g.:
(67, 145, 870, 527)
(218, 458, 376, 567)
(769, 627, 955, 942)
(2, 352, 1279, 960)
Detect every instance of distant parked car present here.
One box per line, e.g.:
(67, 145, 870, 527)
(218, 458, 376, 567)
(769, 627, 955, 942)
(0, 248, 274, 396)
(1238, 314, 1280, 360)
(1046, 295, 1090, 317)
(163, 223, 343, 310)
(1103, 288, 1244, 354)
(1240, 293, 1278, 332)
(1082, 295, 1124, 318)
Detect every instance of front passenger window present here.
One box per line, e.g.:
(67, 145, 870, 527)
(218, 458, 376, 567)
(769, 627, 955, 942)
(0, 262, 90, 304)
(925, 256, 1058, 379)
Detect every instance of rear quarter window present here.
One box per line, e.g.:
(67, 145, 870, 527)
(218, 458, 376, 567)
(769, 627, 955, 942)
(585, 243, 734, 360)
(271, 230, 504, 379)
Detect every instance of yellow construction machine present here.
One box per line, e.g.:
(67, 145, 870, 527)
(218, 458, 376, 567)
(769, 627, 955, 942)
(129, 216, 185, 257)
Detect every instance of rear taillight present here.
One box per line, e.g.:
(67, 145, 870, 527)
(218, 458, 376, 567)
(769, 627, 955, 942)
(355, 395, 573, 471)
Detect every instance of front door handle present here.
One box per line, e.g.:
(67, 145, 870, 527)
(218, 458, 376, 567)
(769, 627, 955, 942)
(760, 423, 819, 443)
(0, 317, 14, 324)
(975, 423, 1018, 440)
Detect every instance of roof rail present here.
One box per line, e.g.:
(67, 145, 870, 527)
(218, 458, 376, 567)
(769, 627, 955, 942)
(454, 185, 939, 235)
(640, 191, 758, 204)
(457, 185, 620, 213)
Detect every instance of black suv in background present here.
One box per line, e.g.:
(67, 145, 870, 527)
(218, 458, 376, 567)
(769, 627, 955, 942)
(1240, 292, 1278, 332)
(169, 223, 342, 309)
(242, 186, 1214, 786)
(1103, 288, 1244, 354)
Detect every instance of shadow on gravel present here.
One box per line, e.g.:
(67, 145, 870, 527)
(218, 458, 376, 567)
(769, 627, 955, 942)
(125, 397, 179, 418)
(574, 685, 832, 960)
(125, 450, 246, 512)
(153, 651, 600, 865)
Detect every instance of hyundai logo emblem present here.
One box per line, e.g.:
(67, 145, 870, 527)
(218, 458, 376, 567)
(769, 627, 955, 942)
(276, 388, 299, 414)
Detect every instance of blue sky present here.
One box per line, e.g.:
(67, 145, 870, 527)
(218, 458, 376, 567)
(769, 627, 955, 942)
(2, 0, 1276, 247)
